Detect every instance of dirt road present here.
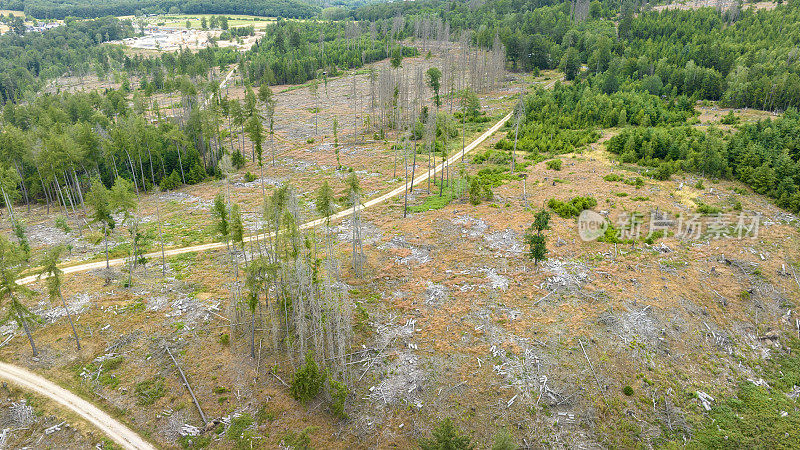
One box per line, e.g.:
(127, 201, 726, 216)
(16, 108, 515, 285)
(0, 362, 156, 450)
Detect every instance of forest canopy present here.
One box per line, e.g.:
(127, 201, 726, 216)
(0, 0, 320, 19)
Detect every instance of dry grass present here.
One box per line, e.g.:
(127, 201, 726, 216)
(2, 42, 800, 448)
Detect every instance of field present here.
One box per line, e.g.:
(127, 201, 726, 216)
(117, 13, 280, 30)
(2, 35, 800, 450)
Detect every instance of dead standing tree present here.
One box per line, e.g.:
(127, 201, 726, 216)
(346, 173, 365, 277)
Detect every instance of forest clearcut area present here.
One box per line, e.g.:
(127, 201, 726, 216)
(1, 0, 800, 448)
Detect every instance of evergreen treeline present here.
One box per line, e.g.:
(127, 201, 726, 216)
(241, 20, 418, 86)
(0, 16, 134, 103)
(0, 87, 225, 212)
(0, 0, 320, 20)
(497, 82, 695, 155)
(606, 112, 800, 213)
(355, 0, 800, 111)
(123, 47, 240, 94)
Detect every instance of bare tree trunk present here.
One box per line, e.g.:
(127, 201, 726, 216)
(58, 288, 81, 350)
(21, 316, 38, 357)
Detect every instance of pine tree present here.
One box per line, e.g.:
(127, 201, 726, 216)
(38, 245, 81, 350)
(419, 418, 475, 450)
(426, 67, 442, 108)
(525, 210, 551, 267)
(110, 177, 137, 286)
(86, 179, 115, 276)
(212, 193, 230, 251)
(0, 236, 39, 356)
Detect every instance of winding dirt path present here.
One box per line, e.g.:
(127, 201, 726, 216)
(0, 362, 156, 450)
(17, 109, 515, 285)
(4, 78, 561, 448)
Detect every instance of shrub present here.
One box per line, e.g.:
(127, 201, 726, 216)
(135, 377, 165, 405)
(547, 196, 597, 218)
(720, 110, 740, 125)
(244, 171, 257, 182)
(651, 162, 673, 180)
(624, 177, 644, 187)
(419, 418, 475, 450)
(328, 377, 348, 419)
(54, 216, 71, 233)
(231, 149, 245, 169)
(218, 333, 230, 346)
(696, 202, 721, 214)
(159, 169, 181, 190)
(623, 385, 634, 396)
(468, 178, 493, 205)
(291, 352, 326, 404)
(546, 159, 562, 170)
(491, 428, 517, 450)
(284, 426, 317, 450)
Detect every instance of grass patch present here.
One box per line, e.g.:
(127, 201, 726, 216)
(409, 192, 454, 213)
(690, 338, 800, 448)
(226, 413, 255, 450)
(135, 377, 165, 406)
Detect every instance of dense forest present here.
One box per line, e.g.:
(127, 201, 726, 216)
(0, 16, 134, 103)
(357, 0, 800, 111)
(0, 0, 320, 19)
(0, 86, 219, 215)
(241, 20, 418, 85)
(605, 112, 800, 213)
(496, 82, 695, 155)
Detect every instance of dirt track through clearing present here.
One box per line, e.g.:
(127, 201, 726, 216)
(17, 108, 517, 285)
(0, 362, 157, 450)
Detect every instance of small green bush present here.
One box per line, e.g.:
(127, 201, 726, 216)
(135, 377, 165, 405)
(547, 196, 597, 218)
(328, 377, 348, 419)
(218, 333, 230, 346)
(419, 418, 475, 450)
(546, 159, 562, 170)
(696, 202, 721, 214)
(469, 178, 493, 205)
(291, 352, 326, 404)
(720, 110, 740, 125)
(623, 385, 634, 396)
(54, 216, 71, 233)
